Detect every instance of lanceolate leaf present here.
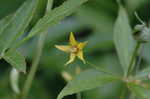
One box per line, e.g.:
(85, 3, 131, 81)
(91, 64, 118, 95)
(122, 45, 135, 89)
(0, 0, 39, 54)
(128, 83, 150, 99)
(57, 69, 120, 99)
(114, 6, 135, 75)
(22, 0, 88, 42)
(3, 50, 26, 72)
(0, 15, 12, 35)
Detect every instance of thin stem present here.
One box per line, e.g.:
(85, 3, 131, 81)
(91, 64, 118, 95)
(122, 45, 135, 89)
(120, 85, 127, 99)
(134, 12, 145, 25)
(76, 93, 82, 99)
(20, 1, 53, 98)
(21, 31, 47, 99)
(127, 42, 141, 77)
(135, 44, 144, 74)
(86, 61, 120, 77)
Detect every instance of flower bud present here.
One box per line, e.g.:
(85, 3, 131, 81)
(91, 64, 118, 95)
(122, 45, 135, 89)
(133, 24, 150, 43)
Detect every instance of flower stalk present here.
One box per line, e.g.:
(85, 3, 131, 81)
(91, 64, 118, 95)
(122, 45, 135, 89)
(127, 42, 141, 77)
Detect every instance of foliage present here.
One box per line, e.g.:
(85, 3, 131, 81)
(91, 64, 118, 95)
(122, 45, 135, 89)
(0, 0, 150, 99)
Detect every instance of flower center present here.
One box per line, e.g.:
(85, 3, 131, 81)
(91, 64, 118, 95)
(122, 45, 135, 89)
(70, 46, 78, 53)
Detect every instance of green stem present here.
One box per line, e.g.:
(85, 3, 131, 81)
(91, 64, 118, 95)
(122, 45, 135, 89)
(135, 44, 144, 74)
(21, 30, 47, 99)
(86, 61, 121, 78)
(20, 1, 53, 98)
(127, 42, 141, 77)
(120, 84, 128, 99)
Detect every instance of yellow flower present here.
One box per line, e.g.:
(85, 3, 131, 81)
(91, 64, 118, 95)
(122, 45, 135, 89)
(55, 32, 87, 65)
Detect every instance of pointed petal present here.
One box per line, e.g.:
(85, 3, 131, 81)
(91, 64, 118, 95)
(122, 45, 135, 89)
(69, 32, 78, 46)
(65, 53, 76, 65)
(77, 51, 86, 64)
(78, 41, 88, 50)
(55, 45, 71, 53)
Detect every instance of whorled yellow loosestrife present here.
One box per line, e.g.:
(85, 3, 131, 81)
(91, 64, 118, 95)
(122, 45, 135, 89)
(55, 32, 87, 65)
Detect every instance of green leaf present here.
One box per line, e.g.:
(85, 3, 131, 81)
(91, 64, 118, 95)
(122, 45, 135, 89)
(114, 6, 135, 75)
(0, 0, 39, 54)
(135, 66, 150, 80)
(57, 69, 120, 99)
(3, 50, 26, 72)
(0, 15, 12, 35)
(128, 83, 150, 99)
(19, 0, 88, 44)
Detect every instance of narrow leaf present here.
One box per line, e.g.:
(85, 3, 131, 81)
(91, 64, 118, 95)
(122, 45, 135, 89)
(23, 0, 88, 41)
(128, 83, 150, 99)
(3, 50, 26, 72)
(114, 6, 135, 75)
(0, 15, 12, 35)
(0, 0, 39, 54)
(57, 69, 119, 99)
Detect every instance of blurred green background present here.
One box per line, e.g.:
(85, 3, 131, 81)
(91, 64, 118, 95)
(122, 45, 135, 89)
(1, 0, 150, 99)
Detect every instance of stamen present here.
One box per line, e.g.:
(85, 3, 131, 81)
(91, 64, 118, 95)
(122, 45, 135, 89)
(70, 46, 78, 53)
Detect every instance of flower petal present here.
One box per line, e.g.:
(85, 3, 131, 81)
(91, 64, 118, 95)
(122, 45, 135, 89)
(78, 41, 88, 50)
(69, 32, 78, 46)
(65, 53, 76, 65)
(55, 45, 71, 53)
(77, 51, 86, 64)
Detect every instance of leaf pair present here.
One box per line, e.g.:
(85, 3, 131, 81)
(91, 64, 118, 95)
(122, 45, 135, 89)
(13, 0, 89, 48)
(0, 0, 89, 72)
